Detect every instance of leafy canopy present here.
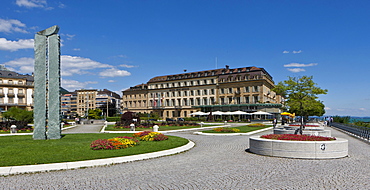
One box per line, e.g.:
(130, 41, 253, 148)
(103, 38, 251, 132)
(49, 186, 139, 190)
(273, 76, 327, 117)
(2, 107, 33, 122)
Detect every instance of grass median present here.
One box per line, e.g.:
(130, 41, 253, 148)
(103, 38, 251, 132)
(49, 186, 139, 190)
(202, 125, 271, 133)
(105, 124, 219, 131)
(0, 133, 189, 167)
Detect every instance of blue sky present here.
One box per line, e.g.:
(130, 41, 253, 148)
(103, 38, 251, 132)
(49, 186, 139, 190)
(1, 0, 370, 117)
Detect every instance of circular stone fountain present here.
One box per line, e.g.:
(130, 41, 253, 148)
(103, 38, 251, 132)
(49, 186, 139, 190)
(273, 123, 331, 137)
(249, 136, 348, 159)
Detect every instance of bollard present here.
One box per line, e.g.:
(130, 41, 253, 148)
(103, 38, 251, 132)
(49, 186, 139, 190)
(10, 125, 17, 134)
(153, 125, 159, 132)
(130, 123, 135, 131)
(224, 121, 227, 125)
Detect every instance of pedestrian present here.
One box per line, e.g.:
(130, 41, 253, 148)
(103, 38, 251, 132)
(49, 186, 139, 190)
(273, 118, 277, 128)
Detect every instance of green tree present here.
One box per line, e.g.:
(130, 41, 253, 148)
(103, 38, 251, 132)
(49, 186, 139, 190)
(273, 76, 328, 134)
(88, 109, 103, 119)
(2, 107, 33, 123)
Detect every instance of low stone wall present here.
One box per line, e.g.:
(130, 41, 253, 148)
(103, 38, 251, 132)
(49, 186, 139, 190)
(273, 128, 331, 137)
(249, 136, 348, 159)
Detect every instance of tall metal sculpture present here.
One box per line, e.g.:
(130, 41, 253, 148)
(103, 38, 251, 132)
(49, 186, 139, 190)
(33, 25, 61, 140)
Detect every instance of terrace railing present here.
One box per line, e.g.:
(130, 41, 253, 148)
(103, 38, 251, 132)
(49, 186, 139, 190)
(331, 122, 370, 142)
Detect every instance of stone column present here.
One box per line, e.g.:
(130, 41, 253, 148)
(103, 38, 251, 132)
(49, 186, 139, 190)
(33, 25, 61, 140)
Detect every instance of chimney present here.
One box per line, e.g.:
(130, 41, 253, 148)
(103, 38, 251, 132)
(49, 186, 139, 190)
(225, 65, 229, 69)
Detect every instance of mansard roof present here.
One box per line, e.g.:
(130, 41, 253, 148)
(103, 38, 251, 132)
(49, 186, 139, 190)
(0, 70, 34, 81)
(147, 66, 269, 83)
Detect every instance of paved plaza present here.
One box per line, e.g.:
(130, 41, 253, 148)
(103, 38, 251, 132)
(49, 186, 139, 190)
(0, 125, 369, 189)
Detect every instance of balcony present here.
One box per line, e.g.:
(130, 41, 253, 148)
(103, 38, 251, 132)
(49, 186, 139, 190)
(7, 93, 15, 97)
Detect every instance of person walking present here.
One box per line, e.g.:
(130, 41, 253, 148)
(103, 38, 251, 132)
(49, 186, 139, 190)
(273, 118, 277, 128)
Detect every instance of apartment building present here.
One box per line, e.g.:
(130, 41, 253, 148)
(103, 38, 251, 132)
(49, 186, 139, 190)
(76, 89, 121, 117)
(122, 66, 283, 119)
(61, 91, 77, 119)
(0, 69, 34, 111)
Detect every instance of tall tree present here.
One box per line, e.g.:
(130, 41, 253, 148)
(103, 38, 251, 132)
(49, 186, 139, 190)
(273, 76, 327, 134)
(3, 107, 33, 123)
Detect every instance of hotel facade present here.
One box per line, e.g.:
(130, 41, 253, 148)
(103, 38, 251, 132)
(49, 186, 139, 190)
(122, 66, 283, 119)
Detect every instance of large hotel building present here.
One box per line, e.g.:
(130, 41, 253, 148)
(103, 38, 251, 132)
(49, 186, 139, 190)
(122, 66, 283, 119)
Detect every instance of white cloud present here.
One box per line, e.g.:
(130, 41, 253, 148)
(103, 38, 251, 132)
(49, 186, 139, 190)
(287, 68, 305, 73)
(324, 107, 331, 110)
(16, 0, 47, 8)
(3, 57, 34, 73)
(293, 50, 302, 54)
(284, 63, 318, 67)
(282, 50, 289, 53)
(108, 80, 115, 83)
(64, 34, 75, 40)
(73, 48, 80, 51)
(99, 68, 131, 77)
(119, 64, 136, 68)
(0, 19, 28, 33)
(3, 55, 115, 76)
(61, 55, 113, 76)
(0, 38, 34, 51)
(61, 79, 97, 91)
(359, 108, 367, 111)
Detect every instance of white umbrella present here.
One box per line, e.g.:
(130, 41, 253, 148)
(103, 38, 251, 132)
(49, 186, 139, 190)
(212, 111, 225, 115)
(251, 111, 272, 120)
(224, 111, 234, 115)
(190, 111, 207, 116)
(251, 111, 272, 115)
(232, 111, 251, 115)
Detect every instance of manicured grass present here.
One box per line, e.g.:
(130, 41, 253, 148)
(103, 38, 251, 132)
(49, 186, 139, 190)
(0, 133, 189, 167)
(202, 125, 271, 133)
(105, 124, 212, 131)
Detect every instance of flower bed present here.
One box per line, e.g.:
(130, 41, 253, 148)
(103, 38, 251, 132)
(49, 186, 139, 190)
(91, 132, 168, 150)
(213, 127, 240, 133)
(261, 134, 336, 141)
(248, 123, 266, 127)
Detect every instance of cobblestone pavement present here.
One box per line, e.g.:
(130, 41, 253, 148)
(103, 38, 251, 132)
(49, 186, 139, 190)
(1, 127, 369, 189)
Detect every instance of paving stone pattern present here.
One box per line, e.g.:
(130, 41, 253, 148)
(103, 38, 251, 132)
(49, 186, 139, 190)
(1, 126, 369, 189)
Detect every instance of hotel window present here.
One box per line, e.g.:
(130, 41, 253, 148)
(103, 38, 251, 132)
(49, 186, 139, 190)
(8, 97, 14, 103)
(190, 90, 194, 96)
(0, 79, 2, 84)
(197, 90, 201, 96)
(8, 80, 13, 84)
(244, 87, 249, 93)
(229, 88, 233, 93)
(203, 89, 208, 95)
(204, 80, 207, 85)
(220, 88, 224, 94)
(211, 89, 215, 95)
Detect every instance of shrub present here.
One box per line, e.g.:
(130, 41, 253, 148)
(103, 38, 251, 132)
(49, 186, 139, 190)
(260, 134, 336, 141)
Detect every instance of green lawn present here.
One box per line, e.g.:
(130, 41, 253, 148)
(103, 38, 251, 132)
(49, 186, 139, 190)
(202, 125, 271, 133)
(105, 124, 218, 131)
(0, 133, 189, 167)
